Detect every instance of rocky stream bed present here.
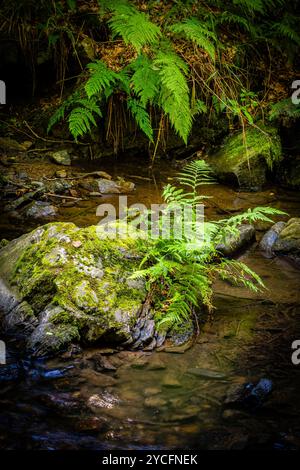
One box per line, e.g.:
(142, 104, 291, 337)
(1, 152, 300, 450)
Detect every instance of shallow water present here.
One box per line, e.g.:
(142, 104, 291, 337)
(1, 157, 300, 450)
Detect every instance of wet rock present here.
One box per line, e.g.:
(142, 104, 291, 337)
(139, 318, 155, 345)
(0, 137, 32, 152)
(259, 221, 286, 256)
(80, 368, 117, 387)
(0, 222, 147, 356)
(162, 374, 181, 388)
(87, 392, 120, 409)
(97, 178, 135, 194)
(165, 319, 194, 352)
(25, 201, 58, 219)
(55, 169, 67, 178)
(75, 416, 108, 432)
(216, 224, 255, 256)
(187, 368, 227, 380)
(155, 331, 166, 348)
(49, 149, 71, 166)
(208, 126, 282, 190)
(224, 377, 273, 410)
(0, 363, 22, 383)
(38, 392, 83, 413)
(166, 405, 199, 422)
(147, 356, 166, 370)
(144, 396, 167, 408)
(49, 180, 72, 194)
(89, 353, 117, 372)
(143, 338, 157, 351)
(273, 218, 300, 260)
(143, 387, 161, 397)
(36, 365, 74, 380)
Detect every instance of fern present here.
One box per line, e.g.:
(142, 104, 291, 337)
(105, 1, 161, 52)
(170, 17, 217, 61)
(85, 60, 118, 99)
(271, 19, 300, 46)
(154, 50, 192, 144)
(127, 98, 153, 141)
(216, 12, 252, 33)
(130, 55, 159, 107)
(132, 159, 286, 332)
(269, 98, 300, 122)
(48, 94, 102, 139)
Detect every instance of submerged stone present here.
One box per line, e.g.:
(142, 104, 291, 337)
(187, 368, 227, 380)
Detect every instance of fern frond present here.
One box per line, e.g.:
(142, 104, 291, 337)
(170, 18, 216, 61)
(216, 12, 252, 32)
(130, 55, 159, 107)
(177, 160, 216, 190)
(107, 4, 161, 52)
(215, 259, 265, 292)
(127, 98, 153, 141)
(218, 206, 287, 228)
(271, 20, 300, 46)
(154, 51, 192, 143)
(68, 105, 100, 140)
(269, 98, 300, 122)
(85, 60, 118, 99)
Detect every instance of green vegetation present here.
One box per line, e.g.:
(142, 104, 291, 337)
(131, 160, 285, 330)
(34, 0, 299, 156)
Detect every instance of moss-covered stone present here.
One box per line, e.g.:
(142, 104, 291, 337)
(208, 125, 282, 190)
(0, 222, 148, 356)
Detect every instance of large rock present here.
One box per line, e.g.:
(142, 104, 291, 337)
(273, 218, 300, 261)
(208, 126, 282, 190)
(0, 222, 147, 356)
(216, 224, 256, 256)
(259, 221, 286, 256)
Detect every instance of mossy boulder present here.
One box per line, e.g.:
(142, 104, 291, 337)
(208, 126, 282, 190)
(0, 222, 147, 356)
(273, 218, 300, 262)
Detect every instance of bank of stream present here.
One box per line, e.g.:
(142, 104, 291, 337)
(1, 156, 300, 450)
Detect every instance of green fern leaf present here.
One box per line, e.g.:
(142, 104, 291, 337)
(154, 51, 192, 144)
(107, 4, 161, 52)
(170, 18, 216, 61)
(85, 60, 118, 99)
(131, 55, 159, 107)
(127, 98, 153, 141)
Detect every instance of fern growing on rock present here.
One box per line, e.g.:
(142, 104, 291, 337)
(131, 160, 285, 331)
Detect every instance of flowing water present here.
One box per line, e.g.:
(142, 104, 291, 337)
(1, 156, 300, 450)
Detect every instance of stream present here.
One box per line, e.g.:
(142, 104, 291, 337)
(1, 156, 300, 450)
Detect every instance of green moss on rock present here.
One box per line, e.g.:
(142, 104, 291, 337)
(209, 125, 282, 190)
(0, 222, 148, 355)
